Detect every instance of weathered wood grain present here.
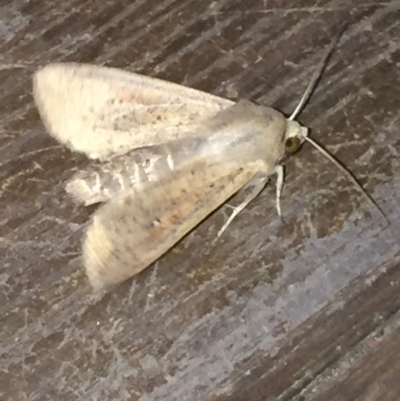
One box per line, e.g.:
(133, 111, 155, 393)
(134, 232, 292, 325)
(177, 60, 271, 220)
(1, 1, 399, 400)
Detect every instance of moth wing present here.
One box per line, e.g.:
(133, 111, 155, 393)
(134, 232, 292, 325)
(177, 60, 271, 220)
(33, 63, 234, 159)
(83, 161, 260, 290)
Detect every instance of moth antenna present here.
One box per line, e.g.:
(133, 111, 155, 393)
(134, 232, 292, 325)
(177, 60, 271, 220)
(302, 135, 389, 225)
(289, 28, 345, 121)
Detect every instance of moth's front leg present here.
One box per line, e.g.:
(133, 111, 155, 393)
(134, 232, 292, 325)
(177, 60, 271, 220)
(216, 170, 271, 240)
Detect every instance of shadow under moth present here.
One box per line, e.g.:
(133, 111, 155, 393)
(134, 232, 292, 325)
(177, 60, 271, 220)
(32, 33, 385, 291)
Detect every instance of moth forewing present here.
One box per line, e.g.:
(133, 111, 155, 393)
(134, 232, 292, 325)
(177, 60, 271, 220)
(32, 63, 233, 160)
(84, 161, 261, 290)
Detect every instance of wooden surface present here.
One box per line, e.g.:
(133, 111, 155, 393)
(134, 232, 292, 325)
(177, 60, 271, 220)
(1, 1, 400, 400)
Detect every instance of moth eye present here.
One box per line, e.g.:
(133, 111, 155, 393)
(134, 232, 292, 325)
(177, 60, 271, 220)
(285, 137, 301, 154)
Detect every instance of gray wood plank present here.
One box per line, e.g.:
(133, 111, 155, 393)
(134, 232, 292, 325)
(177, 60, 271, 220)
(1, 1, 399, 400)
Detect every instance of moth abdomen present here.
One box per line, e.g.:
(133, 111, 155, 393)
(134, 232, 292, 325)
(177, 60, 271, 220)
(65, 141, 199, 206)
(66, 167, 131, 206)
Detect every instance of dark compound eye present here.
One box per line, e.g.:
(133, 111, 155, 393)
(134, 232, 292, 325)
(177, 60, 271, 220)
(285, 137, 301, 154)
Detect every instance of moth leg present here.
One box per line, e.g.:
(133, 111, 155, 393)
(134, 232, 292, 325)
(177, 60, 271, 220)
(216, 164, 285, 240)
(275, 164, 284, 217)
(216, 171, 269, 239)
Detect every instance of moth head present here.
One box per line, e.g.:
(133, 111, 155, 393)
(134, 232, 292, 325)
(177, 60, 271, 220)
(284, 120, 308, 155)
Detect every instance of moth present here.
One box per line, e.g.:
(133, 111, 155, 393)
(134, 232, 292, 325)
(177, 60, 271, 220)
(32, 34, 383, 290)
